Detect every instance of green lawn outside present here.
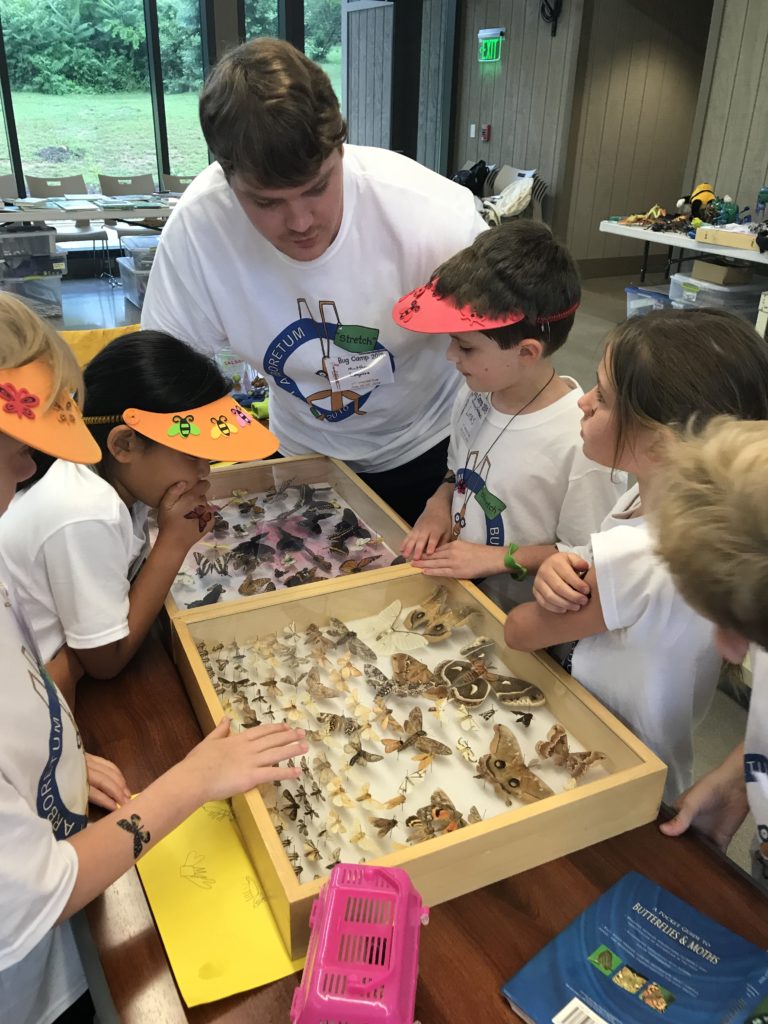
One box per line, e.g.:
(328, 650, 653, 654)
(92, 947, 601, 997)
(1, 47, 342, 190)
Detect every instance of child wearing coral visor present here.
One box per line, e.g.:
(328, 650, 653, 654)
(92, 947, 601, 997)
(0, 294, 306, 1024)
(0, 329, 278, 694)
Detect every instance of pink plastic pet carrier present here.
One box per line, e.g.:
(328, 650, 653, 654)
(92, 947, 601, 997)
(290, 863, 429, 1024)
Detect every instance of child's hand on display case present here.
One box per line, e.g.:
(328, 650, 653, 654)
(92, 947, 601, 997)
(180, 719, 308, 803)
(533, 551, 591, 613)
(411, 538, 504, 578)
(156, 478, 214, 553)
(85, 752, 132, 811)
(401, 500, 453, 561)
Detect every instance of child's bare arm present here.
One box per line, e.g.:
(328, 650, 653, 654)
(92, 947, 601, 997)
(504, 565, 607, 651)
(659, 744, 749, 850)
(533, 551, 592, 612)
(58, 720, 306, 919)
(401, 482, 454, 560)
(413, 539, 557, 579)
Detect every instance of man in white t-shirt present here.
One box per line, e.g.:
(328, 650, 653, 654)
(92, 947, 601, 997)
(651, 419, 768, 884)
(142, 38, 487, 524)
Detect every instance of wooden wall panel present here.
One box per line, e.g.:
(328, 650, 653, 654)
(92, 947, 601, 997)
(559, 0, 711, 261)
(417, 0, 451, 171)
(452, 0, 583, 223)
(345, 3, 393, 148)
(690, 0, 768, 214)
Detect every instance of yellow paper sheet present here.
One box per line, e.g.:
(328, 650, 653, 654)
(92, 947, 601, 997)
(136, 800, 304, 1006)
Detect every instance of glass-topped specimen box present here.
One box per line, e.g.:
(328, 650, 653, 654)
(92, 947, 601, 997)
(172, 566, 666, 959)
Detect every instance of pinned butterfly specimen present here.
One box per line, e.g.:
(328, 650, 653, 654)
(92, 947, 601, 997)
(192, 550, 230, 579)
(405, 788, 468, 843)
(328, 507, 371, 555)
(534, 724, 606, 779)
(456, 737, 478, 764)
(381, 707, 452, 758)
(185, 583, 226, 609)
(326, 810, 347, 835)
(305, 667, 344, 700)
(238, 575, 276, 595)
(231, 533, 276, 568)
(211, 511, 231, 536)
(263, 476, 296, 502)
(345, 739, 384, 768)
(285, 567, 326, 587)
(303, 839, 322, 862)
(355, 601, 426, 656)
(369, 815, 398, 838)
(299, 510, 334, 534)
(176, 570, 196, 590)
(339, 554, 382, 574)
(404, 586, 477, 643)
(476, 724, 554, 806)
(280, 790, 301, 820)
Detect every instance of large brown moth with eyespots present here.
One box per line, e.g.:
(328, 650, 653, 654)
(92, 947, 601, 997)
(476, 724, 553, 805)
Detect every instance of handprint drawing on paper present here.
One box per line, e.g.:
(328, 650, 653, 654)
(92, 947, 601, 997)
(180, 850, 216, 889)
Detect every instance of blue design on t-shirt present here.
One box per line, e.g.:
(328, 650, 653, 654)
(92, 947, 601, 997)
(263, 317, 394, 423)
(745, 751, 768, 784)
(35, 667, 88, 838)
(456, 466, 505, 546)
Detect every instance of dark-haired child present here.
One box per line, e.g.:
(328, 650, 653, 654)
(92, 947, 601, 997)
(0, 330, 278, 689)
(396, 221, 623, 610)
(505, 309, 768, 801)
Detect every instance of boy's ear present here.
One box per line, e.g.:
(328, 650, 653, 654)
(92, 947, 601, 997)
(714, 626, 749, 665)
(646, 424, 676, 464)
(516, 337, 545, 362)
(106, 425, 143, 463)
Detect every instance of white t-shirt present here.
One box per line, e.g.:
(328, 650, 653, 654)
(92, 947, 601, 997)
(746, 645, 768, 881)
(447, 380, 625, 609)
(0, 460, 149, 664)
(0, 578, 88, 1023)
(141, 146, 488, 473)
(571, 485, 721, 801)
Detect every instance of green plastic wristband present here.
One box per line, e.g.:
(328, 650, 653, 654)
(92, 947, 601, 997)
(503, 542, 528, 581)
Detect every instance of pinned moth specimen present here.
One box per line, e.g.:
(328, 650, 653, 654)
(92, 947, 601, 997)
(406, 788, 468, 843)
(176, 570, 196, 589)
(312, 753, 335, 784)
(281, 699, 305, 723)
(515, 712, 534, 728)
(355, 601, 426, 656)
(261, 677, 283, 699)
(363, 663, 395, 699)
(456, 737, 478, 764)
(326, 809, 347, 835)
(436, 656, 546, 711)
(325, 847, 342, 870)
(238, 575, 276, 595)
(309, 780, 325, 802)
(232, 523, 248, 536)
(535, 724, 606, 779)
(347, 634, 377, 662)
(325, 617, 355, 647)
(326, 777, 354, 807)
(390, 654, 443, 697)
(263, 476, 296, 502)
(328, 507, 371, 555)
(371, 696, 402, 733)
(186, 583, 226, 609)
(460, 636, 496, 660)
(479, 708, 497, 722)
(285, 567, 327, 587)
(345, 739, 384, 768)
(339, 554, 382, 574)
(296, 817, 310, 836)
(404, 586, 477, 643)
(304, 839, 322, 862)
(347, 826, 376, 851)
(316, 712, 360, 737)
(304, 547, 333, 573)
(299, 755, 312, 777)
(305, 623, 336, 655)
(330, 655, 362, 684)
(276, 527, 305, 553)
(381, 707, 452, 759)
(305, 667, 345, 700)
(476, 724, 554, 806)
(455, 705, 479, 733)
(398, 768, 427, 794)
(280, 790, 301, 821)
(369, 815, 398, 838)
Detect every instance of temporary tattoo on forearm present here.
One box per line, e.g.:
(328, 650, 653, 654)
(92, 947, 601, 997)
(117, 813, 151, 858)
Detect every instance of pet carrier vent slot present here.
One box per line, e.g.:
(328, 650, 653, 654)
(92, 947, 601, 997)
(320, 971, 348, 995)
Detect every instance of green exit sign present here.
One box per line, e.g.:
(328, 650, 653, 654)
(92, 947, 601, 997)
(478, 28, 504, 62)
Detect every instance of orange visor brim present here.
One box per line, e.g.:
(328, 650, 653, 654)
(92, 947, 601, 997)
(0, 360, 100, 464)
(123, 397, 279, 461)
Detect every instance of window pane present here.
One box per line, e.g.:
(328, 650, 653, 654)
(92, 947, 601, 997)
(0, 103, 12, 177)
(3, 0, 156, 191)
(305, 0, 342, 102)
(245, 1, 279, 40)
(158, 0, 208, 178)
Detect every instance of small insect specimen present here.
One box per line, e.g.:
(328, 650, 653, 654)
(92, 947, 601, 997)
(398, 768, 427, 794)
(238, 575, 276, 595)
(299, 509, 334, 534)
(369, 815, 398, 838)
(299, 755, 312, 777)
(309, 781, 325, 802)
(312, 753, 334, 783)
(348, 826, 376, 851)
(296, 818, 309, 837)
(276, 527, 304, 552)
(280, 790, 301, 820)
(479, 707, 497, 722)
(304, 547, 333, 572)
(460, 636, 496, 660)
(305, 667, 344, 700)
(381, 707, 452, 758)
(404, 586, 477, 642)
(456, 737, 478, 764)
(285, 567, 326, 587)
(326, 810, 347, 835)
(303, 839, 322, 862)
(185, 583, 226, 609)
(192, 550, 230, 579)
(371, 695, 402, 733)
(328, 507, 371, 555)
(316, 712, 360, 737)
(456, 705, 479, 732)
(231, 533, 275, 566)
(406, 788, 468, 843)
(325, 617, 355, 646)
(515, 712, 533, 728)
(263, 476, 296, 502)
(476, 724, 554, 806)
(345, 739, 384, 767)
(327, 777, 355, 808)
(324, 847, 342, 870)
(534, 724, 606, 779)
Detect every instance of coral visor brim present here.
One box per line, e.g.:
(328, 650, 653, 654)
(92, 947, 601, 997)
(122, 397, 279, 461)
(392, 281, 525, 335)
(0, 361, 100, 464)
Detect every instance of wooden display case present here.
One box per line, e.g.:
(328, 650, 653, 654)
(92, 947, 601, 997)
(163, 454, 409, 620)
(173, 566, 666, 959)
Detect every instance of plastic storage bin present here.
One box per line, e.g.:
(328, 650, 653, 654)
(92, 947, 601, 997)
(669, 273, 765, 319)
(291, 864, 428, 1024)
(117, 255, 150, 309)
(122, 235, 160, 272)
(0, 274, 63, 317)
(0, 225, 56, 259)
(625, 284, 671, 318)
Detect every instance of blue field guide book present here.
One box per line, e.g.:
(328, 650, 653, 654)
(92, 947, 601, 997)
(501, 872, 768, 1024)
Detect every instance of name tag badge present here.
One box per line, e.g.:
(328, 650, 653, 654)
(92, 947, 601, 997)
(474, 485, 506, 519)
(459, 392, 492, 445)
(328, 350, 394, 392)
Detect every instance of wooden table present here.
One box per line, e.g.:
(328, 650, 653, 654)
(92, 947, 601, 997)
(0, 199, 175, 224)
(599, 218, 768, 282)
(76, 632, 768, 1023)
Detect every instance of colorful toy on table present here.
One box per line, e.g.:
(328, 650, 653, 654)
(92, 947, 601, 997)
(291, 864, 428, 1024)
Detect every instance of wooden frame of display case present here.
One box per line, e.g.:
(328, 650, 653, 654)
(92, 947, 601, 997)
(163, 454, 409, 620)
(172, 566, 666, 959)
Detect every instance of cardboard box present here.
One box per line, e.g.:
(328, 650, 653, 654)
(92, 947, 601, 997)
(691, 259, 753, 287)
(172, 567, 666, 958)
(161, 455, 409, 620)
(695, 226, 758, 251)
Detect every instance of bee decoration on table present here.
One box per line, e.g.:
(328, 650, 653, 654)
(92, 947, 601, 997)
(476, 724, 554, 806)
